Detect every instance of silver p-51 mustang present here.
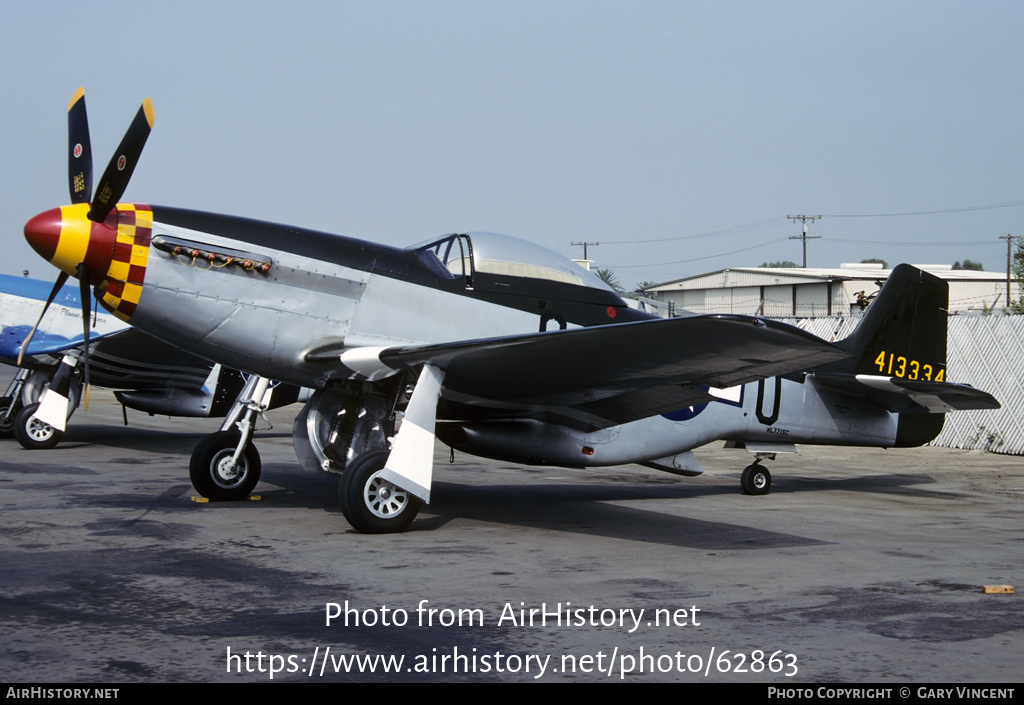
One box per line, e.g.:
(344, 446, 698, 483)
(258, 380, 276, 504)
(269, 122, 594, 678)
(23, 90, 999, 533)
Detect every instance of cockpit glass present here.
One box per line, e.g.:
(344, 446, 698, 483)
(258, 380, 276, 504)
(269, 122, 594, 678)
(410, 232, 613, 291)
(412, 234, 469, 279)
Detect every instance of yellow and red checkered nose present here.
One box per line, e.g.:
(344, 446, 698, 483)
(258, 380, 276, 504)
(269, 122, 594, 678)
(24, 203, 116, 280)
(24, 203, 152, 320)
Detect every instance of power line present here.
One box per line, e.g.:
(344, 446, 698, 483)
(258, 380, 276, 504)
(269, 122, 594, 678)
(828, 238, 1003, 247)
(597, 196, 1024, 274)
(616, 237, 791, 269)
(823, 199, 1024, 218)
(597, 198, 1024, 251)
(601, 217, 788, 245)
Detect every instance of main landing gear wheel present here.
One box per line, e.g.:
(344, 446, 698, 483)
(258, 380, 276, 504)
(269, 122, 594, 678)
(189, 431, 261, 501)
(741, 463, 772, 496)
(13, 403, 63, 450)
(338, 449, 422, 534)
(0, 396, 21, 439)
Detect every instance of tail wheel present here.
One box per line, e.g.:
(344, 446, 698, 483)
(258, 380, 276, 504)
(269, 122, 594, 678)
(338, 449, 422, 534)
(741, 463, 772, 496)
(13, 403, 63, 450)
(189, 431, 261, 501)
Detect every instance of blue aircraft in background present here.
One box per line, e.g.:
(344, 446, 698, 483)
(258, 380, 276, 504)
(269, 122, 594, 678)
(0, 271, 301, 449)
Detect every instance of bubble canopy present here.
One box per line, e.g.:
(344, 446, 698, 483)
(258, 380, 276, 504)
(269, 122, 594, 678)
(410, 232, 613, 292)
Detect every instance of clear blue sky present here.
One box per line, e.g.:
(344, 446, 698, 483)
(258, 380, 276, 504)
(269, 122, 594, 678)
(3, 1, 1022, 287)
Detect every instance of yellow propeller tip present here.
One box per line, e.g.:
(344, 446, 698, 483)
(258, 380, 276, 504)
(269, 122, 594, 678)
(68, 87, 85, 112)
(142, 97, 155, 128)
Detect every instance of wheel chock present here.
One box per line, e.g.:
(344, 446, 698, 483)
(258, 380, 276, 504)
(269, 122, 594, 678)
(190, 495, 261, 503)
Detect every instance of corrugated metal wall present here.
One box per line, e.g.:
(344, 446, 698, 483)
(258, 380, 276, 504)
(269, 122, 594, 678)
(775, 315, 1024, 455)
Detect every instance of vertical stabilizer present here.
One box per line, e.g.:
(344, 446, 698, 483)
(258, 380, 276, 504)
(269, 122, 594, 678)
(834, 264, 949, 446)
(837, 264, 948, 380)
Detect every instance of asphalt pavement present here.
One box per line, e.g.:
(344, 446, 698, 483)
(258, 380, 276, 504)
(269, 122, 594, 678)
(1, 384, 1021, 683)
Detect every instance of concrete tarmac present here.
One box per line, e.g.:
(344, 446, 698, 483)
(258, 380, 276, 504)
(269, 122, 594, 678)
(1, 387, 1021, 683)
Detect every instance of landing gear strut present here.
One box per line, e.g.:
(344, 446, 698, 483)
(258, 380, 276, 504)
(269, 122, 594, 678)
(189, 375, 270, 500)
(0, 369, 29, 439)
(292, 386, 392, 475)
(291, 367, 439, 534)
(0, 396, 21, 439)
(11, 361, 81, 451)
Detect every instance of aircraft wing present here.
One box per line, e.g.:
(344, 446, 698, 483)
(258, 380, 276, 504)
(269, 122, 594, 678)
(340, 314, 851, 428)
(0, 325, 123, 367)
(86, 329, 221, 390)
(814, 373, 1001, 414)
(0, 324, 220, 391)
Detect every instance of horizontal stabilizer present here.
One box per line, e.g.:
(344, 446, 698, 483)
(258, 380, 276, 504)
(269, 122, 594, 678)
(815, 373, 1000, 414)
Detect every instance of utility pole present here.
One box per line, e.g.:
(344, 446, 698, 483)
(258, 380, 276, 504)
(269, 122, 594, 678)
(999, 234, 1016, 308)
(571, 241, 599, 260)
(787, 215, 821, 268)
(571, 241, 599, 270)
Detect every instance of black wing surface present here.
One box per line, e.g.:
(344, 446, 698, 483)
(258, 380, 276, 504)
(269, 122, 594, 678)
(86, 329, 216, 390)
(375, 314, 849, 428)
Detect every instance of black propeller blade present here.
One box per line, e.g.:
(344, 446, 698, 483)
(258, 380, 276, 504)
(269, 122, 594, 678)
(17, 271, 70, 366)
(23, 90, 154, 384)
(89, 97, 154, 223)
(67, 87, 93, 205)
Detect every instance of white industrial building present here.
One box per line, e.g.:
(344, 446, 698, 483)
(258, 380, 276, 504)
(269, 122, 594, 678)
(643, 263, 1019, 317)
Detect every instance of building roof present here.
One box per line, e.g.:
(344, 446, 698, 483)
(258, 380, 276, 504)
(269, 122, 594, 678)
(645, 263, 1005, 292)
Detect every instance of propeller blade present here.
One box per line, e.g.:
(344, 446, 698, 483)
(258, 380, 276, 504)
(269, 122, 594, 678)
(17, 271, 70, 366)
(67, 87, 93, 204)
(77, 263, 92, 410)
(89, 97, 154, 223)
